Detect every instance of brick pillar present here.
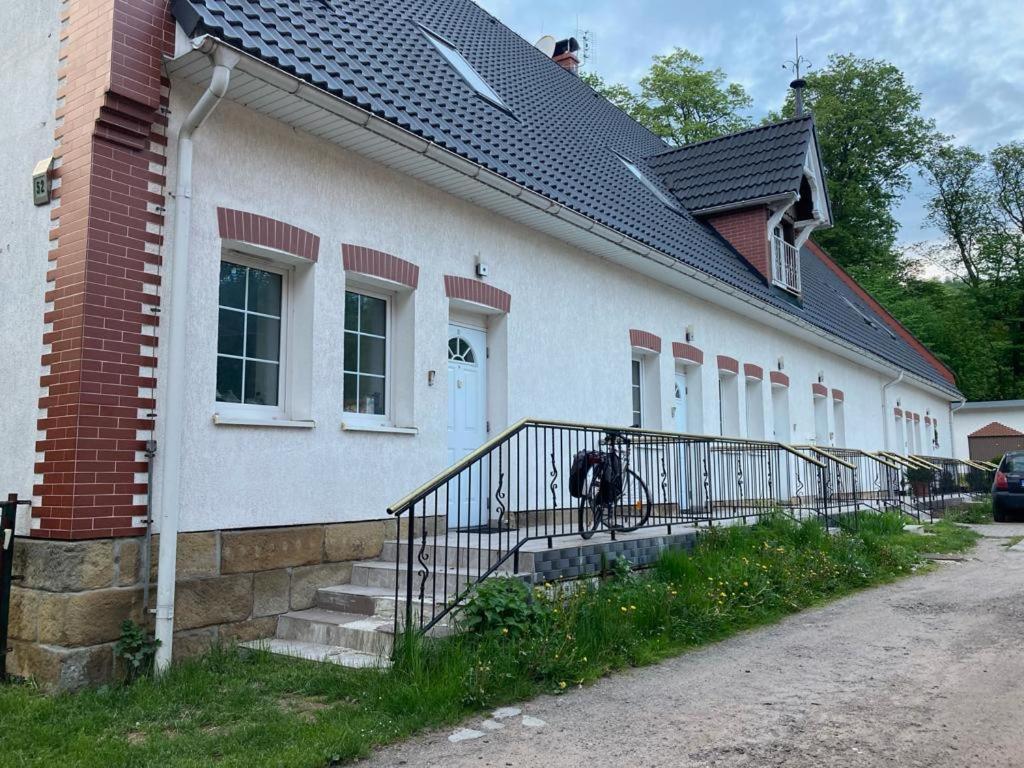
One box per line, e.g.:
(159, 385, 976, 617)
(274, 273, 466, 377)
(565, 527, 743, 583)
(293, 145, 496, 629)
(34, 0, 174, 539)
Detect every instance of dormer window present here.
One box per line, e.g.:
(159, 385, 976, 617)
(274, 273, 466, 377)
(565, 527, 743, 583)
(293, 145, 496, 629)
(419, 25, 511, 114)
(770, 223, 801, 294)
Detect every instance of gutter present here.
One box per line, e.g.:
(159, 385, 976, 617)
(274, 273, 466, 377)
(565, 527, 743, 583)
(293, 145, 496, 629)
(882, 370, 904, 452)
(154, 41, 239, 675)
(949, 395, 967, 459)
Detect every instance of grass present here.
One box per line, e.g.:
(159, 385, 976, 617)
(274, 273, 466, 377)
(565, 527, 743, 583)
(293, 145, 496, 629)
(942, 498, 994, 525)
(0, 512, 978, 768)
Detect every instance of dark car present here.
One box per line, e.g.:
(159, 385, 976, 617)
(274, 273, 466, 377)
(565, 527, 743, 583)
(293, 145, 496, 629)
(992, 452, 1024, 522)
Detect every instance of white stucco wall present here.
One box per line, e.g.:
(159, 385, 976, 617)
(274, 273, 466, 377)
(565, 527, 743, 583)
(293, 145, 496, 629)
(953, 402, 1024, 459)
(0, 2, 60, 533)
(154, 80, 956, 531)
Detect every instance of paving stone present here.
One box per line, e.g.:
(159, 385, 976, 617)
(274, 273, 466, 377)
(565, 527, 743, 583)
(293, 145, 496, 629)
(521, 715, 546, 728)
(448, 728, 485, 743)
(492, 707, 521, 719)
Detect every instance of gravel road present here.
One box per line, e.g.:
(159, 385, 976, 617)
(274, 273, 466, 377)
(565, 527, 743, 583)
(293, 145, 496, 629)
(361, 524, 1024, 768)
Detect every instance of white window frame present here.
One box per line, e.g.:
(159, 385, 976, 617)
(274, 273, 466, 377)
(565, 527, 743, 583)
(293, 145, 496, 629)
(631, 356, 644, 429)
(343, 285, 393, 427)
(215, 252, 290, 420)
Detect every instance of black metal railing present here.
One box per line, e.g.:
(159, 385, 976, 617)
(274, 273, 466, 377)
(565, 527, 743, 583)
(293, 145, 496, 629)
(1, 493, 29, 681)
(911, 455, 994, 512)
(387, 419, 833, 635)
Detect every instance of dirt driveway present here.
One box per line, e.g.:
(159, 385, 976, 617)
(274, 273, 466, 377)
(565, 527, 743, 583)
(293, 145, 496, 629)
(361, 525, 1024, 768)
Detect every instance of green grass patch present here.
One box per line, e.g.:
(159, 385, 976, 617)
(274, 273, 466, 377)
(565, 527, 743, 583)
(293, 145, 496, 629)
(0, 513, 978, 768)
(942, 499, 994, 525)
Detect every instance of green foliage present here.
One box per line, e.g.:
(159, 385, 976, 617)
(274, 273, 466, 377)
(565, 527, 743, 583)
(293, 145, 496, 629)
(456, 578, 549, 639)
(776, 54, 936, 281)
(943, 500, 994, 525)
(0, 514, 978, 768)
(583, 48, 752, 145)
(113, 620, 160, 684)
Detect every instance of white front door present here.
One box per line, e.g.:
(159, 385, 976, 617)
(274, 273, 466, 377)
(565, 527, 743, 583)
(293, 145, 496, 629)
(674, 371, 689, 510)
(447, 323, 488, 527)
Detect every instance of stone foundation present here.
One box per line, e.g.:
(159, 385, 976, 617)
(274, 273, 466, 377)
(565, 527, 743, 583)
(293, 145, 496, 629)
(8, 518, 396, 690)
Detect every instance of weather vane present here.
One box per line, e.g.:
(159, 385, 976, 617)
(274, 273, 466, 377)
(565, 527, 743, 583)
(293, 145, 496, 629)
(783, 36, 811, 116)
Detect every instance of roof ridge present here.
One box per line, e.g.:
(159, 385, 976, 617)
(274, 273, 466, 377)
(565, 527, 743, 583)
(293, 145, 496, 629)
(646, 114, 813, 158)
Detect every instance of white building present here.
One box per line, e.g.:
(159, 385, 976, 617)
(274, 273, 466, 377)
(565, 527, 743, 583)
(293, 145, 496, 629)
(0, 0, 962, 686)
(953, 401, 1024, 460)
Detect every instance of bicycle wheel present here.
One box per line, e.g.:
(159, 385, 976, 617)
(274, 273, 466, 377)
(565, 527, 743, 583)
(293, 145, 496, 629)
(604, 468, 652, 532)
(578, 468, 605, 540)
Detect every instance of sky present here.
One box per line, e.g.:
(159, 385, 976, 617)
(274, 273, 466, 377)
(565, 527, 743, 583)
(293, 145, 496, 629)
(477, 0, 1024, 251)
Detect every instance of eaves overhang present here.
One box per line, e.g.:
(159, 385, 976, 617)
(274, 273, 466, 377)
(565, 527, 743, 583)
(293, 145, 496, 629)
(164, 36, 961, 401)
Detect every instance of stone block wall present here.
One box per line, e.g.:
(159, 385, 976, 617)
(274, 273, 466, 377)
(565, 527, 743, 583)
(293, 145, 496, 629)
(8, 518, 396, 690)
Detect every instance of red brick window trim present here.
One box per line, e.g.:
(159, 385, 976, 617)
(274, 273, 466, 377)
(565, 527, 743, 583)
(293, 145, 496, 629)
(831, 388, 844, 402)
(769, 371, 789, 388)
(342, 244, 419, 289)
(894, 407, 903, 418)
(217, 207, 320, 262)
(629, 329, 662, 354)
(924, 416, 932, 426)
(443, 276, 511, 313)
(811, 382, 828, 398)
(743, 363, 763, 381)
(717, 355, 739, 374)
(912, 413, 920, 422)
(672, 342, 703, 365)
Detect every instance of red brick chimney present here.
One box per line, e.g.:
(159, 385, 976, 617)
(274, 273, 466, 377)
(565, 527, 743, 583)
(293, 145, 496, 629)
(552, 37, 580, 74)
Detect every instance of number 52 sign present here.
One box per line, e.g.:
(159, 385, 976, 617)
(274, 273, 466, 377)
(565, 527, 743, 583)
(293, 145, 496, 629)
(33, 156, 53, 206)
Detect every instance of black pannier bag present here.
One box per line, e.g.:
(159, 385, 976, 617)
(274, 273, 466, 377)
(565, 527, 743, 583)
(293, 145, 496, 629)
(569, 450, 623, 502)
(569, 450, 595, 498)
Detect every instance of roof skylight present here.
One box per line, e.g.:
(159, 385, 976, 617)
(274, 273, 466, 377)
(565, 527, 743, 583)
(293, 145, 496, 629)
(420, 26, 511, 113)
(615, 152, 682, 212)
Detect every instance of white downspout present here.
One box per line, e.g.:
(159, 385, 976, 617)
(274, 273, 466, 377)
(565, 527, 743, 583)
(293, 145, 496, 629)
(949, 395, 967, 458)
(155, 42, 239, 674)
(881, 370, 904, 452)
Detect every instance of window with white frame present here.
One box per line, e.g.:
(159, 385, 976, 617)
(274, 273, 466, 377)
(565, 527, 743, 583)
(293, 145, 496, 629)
(217, 259, 286, 410)
(631, 357, 643, 428)
(343, 289, 389, 419)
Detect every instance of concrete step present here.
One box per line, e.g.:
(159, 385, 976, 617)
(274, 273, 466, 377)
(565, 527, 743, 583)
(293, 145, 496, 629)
(276, 608, 395, 655)
(381, 538, 536, 572)
(350, 559, 533, 590)
(316, 583, 451, 619)
(240, 638, 388, 669)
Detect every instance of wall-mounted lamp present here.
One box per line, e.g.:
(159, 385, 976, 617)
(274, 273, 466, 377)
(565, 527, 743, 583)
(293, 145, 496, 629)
(427, 370, 436, 387)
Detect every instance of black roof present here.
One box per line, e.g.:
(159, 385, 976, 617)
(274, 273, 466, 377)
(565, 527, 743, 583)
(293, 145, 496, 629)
(646, 116, 818, 213)
(171, 0, 957, 394)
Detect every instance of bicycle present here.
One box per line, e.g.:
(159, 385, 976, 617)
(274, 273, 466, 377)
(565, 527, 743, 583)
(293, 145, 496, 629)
(574, 430, 652, 539)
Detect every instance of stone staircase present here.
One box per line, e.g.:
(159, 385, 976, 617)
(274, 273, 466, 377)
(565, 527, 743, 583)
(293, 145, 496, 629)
(243, 526, 700, 668)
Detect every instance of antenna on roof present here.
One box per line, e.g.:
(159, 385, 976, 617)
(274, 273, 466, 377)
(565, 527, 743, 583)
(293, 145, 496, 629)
(783, 36, 811, 116)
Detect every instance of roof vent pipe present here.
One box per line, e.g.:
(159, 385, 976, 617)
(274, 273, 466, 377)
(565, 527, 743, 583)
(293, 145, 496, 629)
(790, 78, 806, 117)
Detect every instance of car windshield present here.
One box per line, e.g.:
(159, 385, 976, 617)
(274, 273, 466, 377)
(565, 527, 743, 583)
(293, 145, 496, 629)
(1003, 454, 1024, 473)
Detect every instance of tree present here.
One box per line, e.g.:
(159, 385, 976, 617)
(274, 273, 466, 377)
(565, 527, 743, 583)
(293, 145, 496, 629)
(583, 49, 752, 145)
(919, 143, 990, 287)
(777, 54, 936, 282)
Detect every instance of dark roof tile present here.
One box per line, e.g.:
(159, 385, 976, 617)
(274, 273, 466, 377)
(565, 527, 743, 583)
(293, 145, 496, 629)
(171, 0, 957, 394)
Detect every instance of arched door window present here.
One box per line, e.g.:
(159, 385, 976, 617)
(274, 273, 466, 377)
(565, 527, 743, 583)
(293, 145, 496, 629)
(448, 336, 476, 364)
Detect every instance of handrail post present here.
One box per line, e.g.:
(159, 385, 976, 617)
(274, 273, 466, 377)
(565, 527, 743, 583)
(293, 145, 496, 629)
(405, 503, 415, 636)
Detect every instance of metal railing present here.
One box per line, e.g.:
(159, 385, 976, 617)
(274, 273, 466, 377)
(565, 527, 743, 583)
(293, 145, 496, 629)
(912, 455, 994, 509)
(771, 234, 801, 293)
(387, 419, 833, 634)
(1, 493, 29, 681)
